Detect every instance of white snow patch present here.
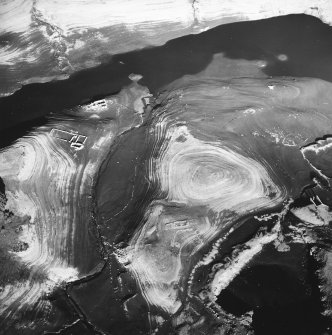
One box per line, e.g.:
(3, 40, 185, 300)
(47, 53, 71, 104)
(35, 0, 194, 36)
(0, 0, 33, 34)
(302, 137, 332, 154)
(14, 224, 41, 265)
(73, 39, 85, 49)
(5, 190, 37, 223)
(129, 73, 143, 82)
(243, 108, 256, 114)
(18, 144, 36, 181)
(48, 266, 78, 283)
(89, 114, 100, 119)
(277, 54, 288, 61)
(292, 203, 332, 226)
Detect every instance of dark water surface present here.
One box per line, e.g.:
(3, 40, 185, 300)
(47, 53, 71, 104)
(1, 14, 332, 146)
(217, 243, 326, 335)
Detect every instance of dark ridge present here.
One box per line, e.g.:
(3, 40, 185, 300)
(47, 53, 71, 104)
(95, 125, 154, 245)
(0, 177, 5, 194)
(1, 14, 332, 142)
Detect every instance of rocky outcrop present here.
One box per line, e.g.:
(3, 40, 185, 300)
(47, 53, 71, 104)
(1, 0, 332, 96)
